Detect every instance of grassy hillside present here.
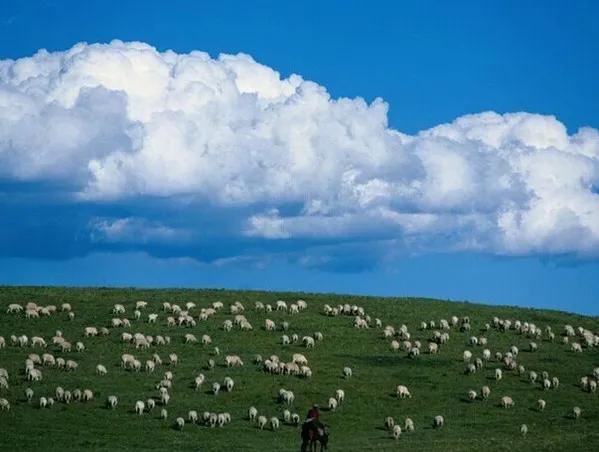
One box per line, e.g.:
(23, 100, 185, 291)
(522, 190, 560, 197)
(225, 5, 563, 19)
(0, 286, 598, 451)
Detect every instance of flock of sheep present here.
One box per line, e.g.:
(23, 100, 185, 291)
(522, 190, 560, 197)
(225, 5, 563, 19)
(1, 296, 598, 447)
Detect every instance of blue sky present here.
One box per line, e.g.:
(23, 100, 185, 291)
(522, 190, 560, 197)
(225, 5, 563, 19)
(1, 1, 598, 314)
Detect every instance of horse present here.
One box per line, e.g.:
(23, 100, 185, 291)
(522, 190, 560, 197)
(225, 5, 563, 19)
(301, 422, 329, 452)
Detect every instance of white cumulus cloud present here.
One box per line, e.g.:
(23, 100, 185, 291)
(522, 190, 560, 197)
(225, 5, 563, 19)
(1, 41, 598, 257)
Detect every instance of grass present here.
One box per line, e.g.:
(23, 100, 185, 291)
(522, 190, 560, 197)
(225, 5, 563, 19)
(0, 285, 598, 451)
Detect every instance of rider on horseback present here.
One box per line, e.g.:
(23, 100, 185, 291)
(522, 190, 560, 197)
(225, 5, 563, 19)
(301, 404, 328, 451)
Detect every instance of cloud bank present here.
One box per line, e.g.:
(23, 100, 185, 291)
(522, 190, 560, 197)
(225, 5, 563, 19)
(1, 40, 598, 261)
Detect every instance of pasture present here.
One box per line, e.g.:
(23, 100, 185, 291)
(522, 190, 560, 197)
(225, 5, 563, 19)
(0, 286, 598, 451)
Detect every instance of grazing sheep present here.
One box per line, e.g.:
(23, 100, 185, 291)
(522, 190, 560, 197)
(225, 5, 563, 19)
(24, 388, 34, 402)
(396, 385, 411, 399)
(213, 382, 221, 395)
(529, 342, 538, 352)
(501, 396, 515, 408)
(537, 399, 546, 411)
(258, 415, 268, 429)
(385, 416, 395, 430)
(392, 424, 402, 440)
(96, 364, 107, 376)
(224, 376, 234, 392)
(225, 355, 244, 367)
(328, 397, 338, 411)
(135, 400, 145, 415)
(160, 408, 168, 419)
(404, 417, 415, 432)
(194, 374, 205, 390)
(265, 319, 276, 331)
(146, 399, 155, 410)
(480, 386, 491, 400)
(283, 409, 291, 423)
(520, 424, 528, 436)
(433, 415, 444, 428)
(465, 364, 477, 375)
(188, 410, 198, 423)
(39, 396, 47, 408)
(543, 379, 551, 390)
(552, 376, 560, 389)
(303, 336, 315, 348)
(271, 417, 280, 430)
(0, 398, 10, 411)
(184, 334, 197, 344)
(495, 368, 503, 381)
(175, 417, 185, 430)
(107, 395, 118, 409)
(161, 393, 170, 406)
(573, 406, 581, 419)
(169, 353, 178, 366)
(335, 389, 345, 403)
(292, 413, 300, 425)
(281, 390, 295, 405)
(468, 390, 477, 401)
(80, 389, 93, 402)
(463, 350, 473, 362)
(343, 367, 353, 379)
(249, 406, 258, 421)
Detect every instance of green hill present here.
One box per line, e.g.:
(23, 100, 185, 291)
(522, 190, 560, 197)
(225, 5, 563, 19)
(0, 286, 597, 451)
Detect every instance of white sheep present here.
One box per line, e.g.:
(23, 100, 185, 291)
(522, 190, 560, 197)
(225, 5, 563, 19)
(82, 389, 93, 402)
(107, 395, 118, 409)
(303, 336, 315, 348)
(224, 376, 234, 392)
(328, 397, 338, 411)
(24, 388, 34, 402)
(385, 416, 395, 430)
(396, 385, 411, 399)
(184, 333, 197, 344)
(501, 396, 514, 408)
(249, 406, 258, 421)
(213, 382, 221, 395)
(433, 415, 444, 428)
(537, 399, 546, 411)
(520, 424, 528, 436)
(39, 396, 47, 408)
(258, 415, 268, 429)
(495, 368, 503, 381)
(194, 374, 205, 390)
(0, 398, 10, 411)
(343, 367, 353, 379)
(573, 406, 581, 419)
(175, 417, 185, 430)
(271, 416, 280, 430)
(404, 417, 414, 432)
(481, 385, 491, 400)
(169, 353, 178, 366)
(135, 400, 145, 415)
(188, 410, 198, 423)
(335, 389, 345, 403)
(392, 424, 402, 440)
(468, 390, 477, 401)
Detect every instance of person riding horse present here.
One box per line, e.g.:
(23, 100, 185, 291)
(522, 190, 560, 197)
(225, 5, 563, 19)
(301, 404, 328, 451)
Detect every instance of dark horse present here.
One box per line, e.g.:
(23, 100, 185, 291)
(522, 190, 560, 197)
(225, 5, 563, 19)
(301, 422, 329, 452)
